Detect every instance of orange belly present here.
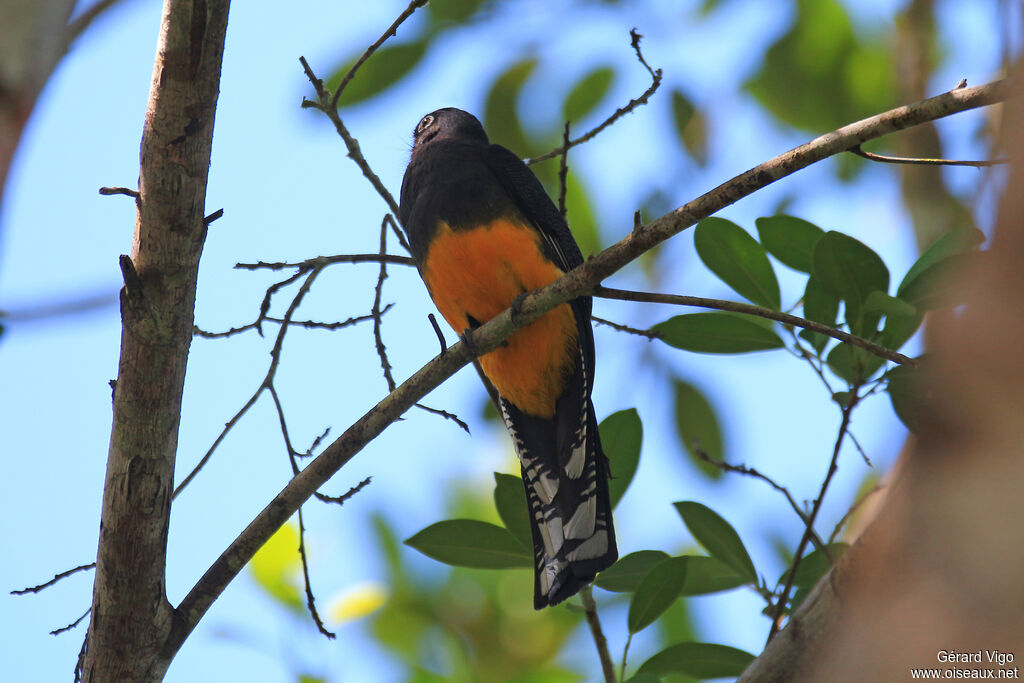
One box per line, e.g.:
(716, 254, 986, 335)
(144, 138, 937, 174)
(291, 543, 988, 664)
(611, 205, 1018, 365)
(420, 219, 578, 418)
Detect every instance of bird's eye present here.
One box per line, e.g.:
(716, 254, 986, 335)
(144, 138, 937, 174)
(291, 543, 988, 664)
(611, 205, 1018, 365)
(417, 115, 434, 134)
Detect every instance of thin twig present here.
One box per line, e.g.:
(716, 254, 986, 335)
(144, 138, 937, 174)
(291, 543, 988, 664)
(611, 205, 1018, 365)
(194, 310, 384, 339)
(235, 254, 415, 271)
(98, 186, 139, 198)
(296, 506, 335, 638)
(595, 286, 919, 368)
(315, 476, 371, 506)
(851, 144, 1008, 167)
(766, 389, 861, 643)
(592, 315, 659, 340)
(51, 609, 91, 636)
(330, 0, 429, 109)
(11, 563, 96, 595)
(428, 313, 447, 353)
(580, 585, 617, 683)
(372, 217, 397, 392)
(299, 56, 403, 220)
(621, 632, 634, 683)
(526, 29, 662, 165)
(696, 451, 827, 553)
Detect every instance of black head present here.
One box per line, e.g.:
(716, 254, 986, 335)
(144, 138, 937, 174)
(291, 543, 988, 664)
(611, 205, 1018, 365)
(411, 108, 489, 150)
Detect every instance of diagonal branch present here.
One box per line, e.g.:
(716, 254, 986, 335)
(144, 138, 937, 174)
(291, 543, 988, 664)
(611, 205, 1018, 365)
(166, 78, 1009, 660)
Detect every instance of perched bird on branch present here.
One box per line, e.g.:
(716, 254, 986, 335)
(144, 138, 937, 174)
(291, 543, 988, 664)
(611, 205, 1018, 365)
(399, 107, 617, 608)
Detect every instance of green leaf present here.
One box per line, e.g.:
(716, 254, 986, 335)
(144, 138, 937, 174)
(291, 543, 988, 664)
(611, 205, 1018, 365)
(755, 215, 825, 273)
(484, 58, 537, 153)
(404, 519, 531, 569)
(564, 172, 601, 257)
(673, 502, 757, 582)
(637, 642, 756, 679)
(672, 379, 724, 479)
(801, 276, 840, 353)
(594, 550, 669, 592)
(898, 227, 985, 297)
(493, 473, 532, 551)
(330, 41, 429, 108)
(898, 252, 977, 310)
(695, 218, 782, 310)
(679, 555, 749, 595)
(863, 291, 916, 318)
(812, 231, 889, 335)
(562, 66, 615, 123)
(887, 363, 927, 434)
(671, 89, 708, 165)
(825, 342, 883, 384)
(250, 522, 303, 612)
(653, 313, 785, 354)
(623, 675, 660, 683)
(427, 0, 489, 26)
(600, 408, 642, 509)
(627, 556, 688, 633)
(779, 543, 849, 588)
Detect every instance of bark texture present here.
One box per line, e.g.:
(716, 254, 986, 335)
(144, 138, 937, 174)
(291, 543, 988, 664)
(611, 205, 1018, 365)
(83, 1, 230, 680)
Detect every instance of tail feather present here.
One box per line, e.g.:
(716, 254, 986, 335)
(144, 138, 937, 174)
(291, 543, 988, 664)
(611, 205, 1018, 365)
(505, 399, 618, 609)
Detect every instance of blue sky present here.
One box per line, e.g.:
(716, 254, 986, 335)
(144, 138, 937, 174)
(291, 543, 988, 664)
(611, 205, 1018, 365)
(0, 1, 1007, 681)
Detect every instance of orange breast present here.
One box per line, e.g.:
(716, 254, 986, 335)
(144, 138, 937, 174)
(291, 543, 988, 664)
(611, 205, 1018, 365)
(420, 219, 578, 418)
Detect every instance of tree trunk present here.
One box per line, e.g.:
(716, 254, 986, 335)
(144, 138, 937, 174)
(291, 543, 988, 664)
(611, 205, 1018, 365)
(82, 1, 230, 680)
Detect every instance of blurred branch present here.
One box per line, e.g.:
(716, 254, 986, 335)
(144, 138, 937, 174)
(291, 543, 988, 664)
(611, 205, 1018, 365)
(580, 586, 617, 683)
(526, 28, 662, 166)
(168, 77, 1009, 655)
(595, 286, 919, 367)
(64, 0, 125, 49)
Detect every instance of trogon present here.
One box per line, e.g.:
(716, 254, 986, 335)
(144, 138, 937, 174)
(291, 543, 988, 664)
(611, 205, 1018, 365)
(398, 107, 618, 608)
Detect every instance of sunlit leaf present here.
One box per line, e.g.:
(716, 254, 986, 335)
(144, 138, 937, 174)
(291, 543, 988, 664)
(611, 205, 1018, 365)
(493, 473, 532, 551)
(628, 556, 688, 633)
(405, 519, 531, 569)
(250, 521, 303, 612)
(600, 408, 642, 509)
(695, 217, 781, 310)
(595, 550, 669, 592)
(653, 313, 785, 354)
(673, 502, 757, 582)
(327, 580, 388, 625)
(330, 41, 429, 108)
(637, 642, 756, 679)
(755, 215, 825, 273)
(562, 66, 615, 123)
(672, 379, 724, 479)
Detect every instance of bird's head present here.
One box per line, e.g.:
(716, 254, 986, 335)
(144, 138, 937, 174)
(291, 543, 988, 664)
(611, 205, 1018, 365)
(411, 107, 489, 151)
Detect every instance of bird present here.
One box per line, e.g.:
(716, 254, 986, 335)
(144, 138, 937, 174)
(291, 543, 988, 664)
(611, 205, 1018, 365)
(398, 107, 617, 609)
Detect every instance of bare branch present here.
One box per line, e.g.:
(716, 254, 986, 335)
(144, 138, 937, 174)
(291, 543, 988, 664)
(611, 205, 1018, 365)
(526, 28, 663, 165)
(235, 254, 415, 271)
(11, 563, 96, 595)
